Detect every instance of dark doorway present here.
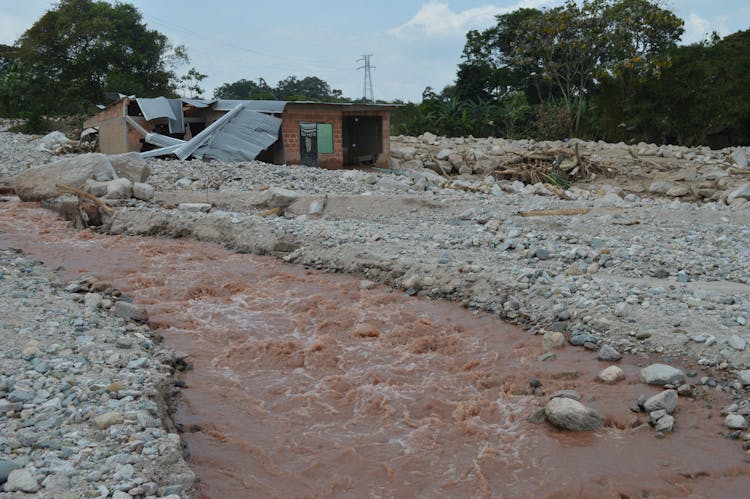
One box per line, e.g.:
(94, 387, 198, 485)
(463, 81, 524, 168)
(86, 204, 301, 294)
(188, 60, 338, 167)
(299, 123, 317, 167)
(343, 116, 383, 165)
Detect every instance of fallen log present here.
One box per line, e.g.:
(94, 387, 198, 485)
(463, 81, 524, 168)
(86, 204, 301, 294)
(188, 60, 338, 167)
(518, 208, 591, 217)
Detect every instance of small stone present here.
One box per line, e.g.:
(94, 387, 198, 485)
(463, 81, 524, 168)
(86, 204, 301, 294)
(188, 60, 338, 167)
(598, 344, 622, 362)
(535, 248, 550, 260)
(649, 409, 667, 424)
(4, 469, 40, 493)
(643, 389, 678, 414)
(597, 365, 625, 384)
(738, 370, 750, 386)
(635, 331, 652, 340)
(640, 364, 686, 386)
(613, 302, 629, 318)
(544, 397, 604, 431)
(542, 331, 565, 351)
(113, 301, 149, 322)
(92, 411, 124, 430)
(132, 182, 155, 201)
(112, 491, 133, 499)
(83, 292, 102, 310)
(654, 414, 675, 432)
(729, 335, 747, 351)
(178, 202, 212, 212)
(538, 352, 557, 362)
(677, 384, 694, 397)
(725, 414, 749, 430)
(0, 461, 22, 485)
(732, 150, 748, 168)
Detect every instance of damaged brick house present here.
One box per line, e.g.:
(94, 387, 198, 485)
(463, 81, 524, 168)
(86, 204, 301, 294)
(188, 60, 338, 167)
(83, 96, 395, 168)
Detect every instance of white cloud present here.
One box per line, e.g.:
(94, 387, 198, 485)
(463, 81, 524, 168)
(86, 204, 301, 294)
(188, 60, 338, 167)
(681, 13, 714, 44)
(388, 1, 557, 38)
(388, 2, 500, 38)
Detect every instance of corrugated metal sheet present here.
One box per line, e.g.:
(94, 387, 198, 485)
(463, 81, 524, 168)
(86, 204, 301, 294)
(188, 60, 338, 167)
(195, 108, 282, 162)
(182, 98, 216, 108)
(213, 99, 287, 113)
(174, 105, 245, 160)
(145, 133, 185, 148)
(141, 144, 182, 158)
(167, 99, 184, 134)
(136, 97, 177, 121)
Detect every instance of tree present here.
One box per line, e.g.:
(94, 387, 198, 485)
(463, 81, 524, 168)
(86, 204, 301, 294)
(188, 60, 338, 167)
(512, 0, 683, 135)
(5, 0, 196, 115)
(213, 79, 261, 99)
(214, 75, 346, 102)
(275, 76, 342, 101)
(456, 8, 545, 103)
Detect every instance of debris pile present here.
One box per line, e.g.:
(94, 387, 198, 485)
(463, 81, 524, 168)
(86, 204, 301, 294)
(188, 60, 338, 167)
(12, 152, 156, 228)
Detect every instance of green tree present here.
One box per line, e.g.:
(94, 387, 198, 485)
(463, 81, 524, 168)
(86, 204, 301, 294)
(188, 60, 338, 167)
(512, 0, 682, 135)
(275, 76, 342, 101)
(6, 0, 195, 115)
(456, 8, 545, 103)
(213, 79, 261, 99)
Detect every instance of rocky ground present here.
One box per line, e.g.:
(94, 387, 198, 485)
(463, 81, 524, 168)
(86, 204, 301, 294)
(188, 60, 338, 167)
(0, 248, 194, 498)
(3, 125, 750, 493)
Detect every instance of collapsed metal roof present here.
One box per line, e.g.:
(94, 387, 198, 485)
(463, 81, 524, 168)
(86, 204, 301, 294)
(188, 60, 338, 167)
(138, 99, 284, 162)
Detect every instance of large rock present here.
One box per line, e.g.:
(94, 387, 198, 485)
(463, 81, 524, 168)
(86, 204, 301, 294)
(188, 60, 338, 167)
(0, 461, 22, 485)
(113, 301, 149, 322)
(14, 153, 117, 201)
(727, 183, 750, 203)
(732, 150, 748, 168)
(260, 188, 299, 208)
(639, 363, 685, 386)
(544, 397, 604, 431)
(643, 389, 678, 414)
(33, 131, 71, 152)
(724, 414, 748, 430)
(4, 469, 40, 493)
(105, 178, 133, 199)
(738, 369, 750, 386)
(133, 182, 155, 201)
(109, 152, 151, 183)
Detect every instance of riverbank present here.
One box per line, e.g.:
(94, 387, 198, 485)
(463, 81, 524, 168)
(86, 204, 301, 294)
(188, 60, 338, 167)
(0, 247, 194, 498)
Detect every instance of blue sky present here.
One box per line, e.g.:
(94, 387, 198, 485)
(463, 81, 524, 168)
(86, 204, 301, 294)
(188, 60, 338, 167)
(2, 1, 749, 102)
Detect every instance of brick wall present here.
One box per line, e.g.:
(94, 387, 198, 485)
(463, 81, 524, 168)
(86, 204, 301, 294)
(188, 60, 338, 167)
(282, 106, 392, 168)
(282, 107, 344, 169)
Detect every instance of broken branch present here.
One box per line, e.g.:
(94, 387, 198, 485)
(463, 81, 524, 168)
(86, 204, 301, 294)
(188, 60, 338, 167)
(518, 208, 591, 217)
(55, 184, 114, 215)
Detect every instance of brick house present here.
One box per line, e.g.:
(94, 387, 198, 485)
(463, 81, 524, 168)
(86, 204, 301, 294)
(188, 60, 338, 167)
(84, 97, 395, 168)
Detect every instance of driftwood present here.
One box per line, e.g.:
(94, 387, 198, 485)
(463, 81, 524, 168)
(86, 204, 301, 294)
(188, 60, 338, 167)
(518, 208, 591, 217)
(55, 184, 114, 215)
(493, 143, 611, 187)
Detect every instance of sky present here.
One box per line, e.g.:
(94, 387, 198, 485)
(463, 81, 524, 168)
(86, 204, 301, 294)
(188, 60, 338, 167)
(1, 1, 749, 102)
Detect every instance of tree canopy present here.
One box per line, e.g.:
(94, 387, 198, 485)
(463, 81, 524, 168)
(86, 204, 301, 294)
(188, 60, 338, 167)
(0, 0, 199, 117)
(214, 75, 345, 102)
(396, 0, 750, 146)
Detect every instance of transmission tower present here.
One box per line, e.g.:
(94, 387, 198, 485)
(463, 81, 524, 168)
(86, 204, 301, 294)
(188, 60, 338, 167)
(357, 54, 375, 103)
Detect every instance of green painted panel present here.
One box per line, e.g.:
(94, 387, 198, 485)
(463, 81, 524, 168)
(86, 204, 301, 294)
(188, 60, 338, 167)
(317, 123, 334, 154)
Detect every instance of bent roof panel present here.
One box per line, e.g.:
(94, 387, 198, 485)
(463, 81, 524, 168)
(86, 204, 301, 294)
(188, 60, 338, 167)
(213, 99, 288, 113)
(135, 97, 177, 121)
(195, 108, 282, 162)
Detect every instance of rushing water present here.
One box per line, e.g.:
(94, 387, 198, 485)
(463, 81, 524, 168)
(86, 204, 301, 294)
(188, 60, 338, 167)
(2, 199, 749, 498)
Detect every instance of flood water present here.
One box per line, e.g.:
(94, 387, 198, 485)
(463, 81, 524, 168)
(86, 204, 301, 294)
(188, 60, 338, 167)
(2, 199, 749, 498)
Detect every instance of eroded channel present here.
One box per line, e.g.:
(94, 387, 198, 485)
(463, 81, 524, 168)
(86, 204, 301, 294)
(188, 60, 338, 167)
(1, 200, 749, 498)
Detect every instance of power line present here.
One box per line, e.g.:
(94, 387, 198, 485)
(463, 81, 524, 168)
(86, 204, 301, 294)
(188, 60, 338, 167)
(357, 54, 375, 103)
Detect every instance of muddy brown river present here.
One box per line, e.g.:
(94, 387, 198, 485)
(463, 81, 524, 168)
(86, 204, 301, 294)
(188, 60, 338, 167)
(2, 200, 750, 498)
